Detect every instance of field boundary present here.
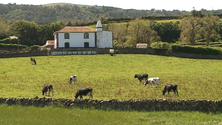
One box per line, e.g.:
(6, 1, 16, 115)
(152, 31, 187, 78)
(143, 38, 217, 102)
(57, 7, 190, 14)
(0, 51, 47, 58)
(1, 97, 222, 112)
(1, 48, 222, 60)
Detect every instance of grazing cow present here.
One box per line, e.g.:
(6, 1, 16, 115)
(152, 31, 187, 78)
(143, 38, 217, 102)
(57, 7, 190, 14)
(68, 75, 77, 84)
(134, 74, 148, 83)
(75, 88, 93, 99)
(162, 84, 179, 96)
(42, 84, 53, 96)
(30, 57, 36, 65)
(144, 77, 160, 87)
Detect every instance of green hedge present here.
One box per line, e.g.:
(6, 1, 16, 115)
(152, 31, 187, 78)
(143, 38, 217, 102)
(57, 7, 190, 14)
(0, 38, 19, 44)
(150, 42, 170, 49)
(30, 45, 40, 51)
(171, 44, 222, 55)
(0, 43, 29, 50)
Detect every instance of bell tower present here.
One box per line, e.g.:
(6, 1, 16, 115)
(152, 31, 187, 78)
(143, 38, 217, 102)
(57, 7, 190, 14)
(96, 20, 103, 32)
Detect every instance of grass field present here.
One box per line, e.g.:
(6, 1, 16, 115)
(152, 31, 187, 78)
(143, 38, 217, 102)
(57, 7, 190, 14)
(0, 54, 222, 100)
(1, 104, 222, 125)
(1, 54, 222, 124)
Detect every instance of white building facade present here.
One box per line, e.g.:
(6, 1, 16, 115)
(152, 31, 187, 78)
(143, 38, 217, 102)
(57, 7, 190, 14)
(53, 20, 113, 49)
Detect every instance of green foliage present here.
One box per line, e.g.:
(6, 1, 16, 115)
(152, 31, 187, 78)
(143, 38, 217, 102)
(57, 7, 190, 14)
(0, 3, 192, 24)
(128, 19, 160, 46)
(0, 16, 9, 39)
(10, 38, 18, 44)
(0, 38, 18, 44)
(30, 45, 40, 51)
(150, 21, 181, 43)
(150, 42, 170, 49)
(9, 20, 64, 46)
(0, 43, 28, 50)
(171, 44, 222, 55)
(0, 38, 10, 43)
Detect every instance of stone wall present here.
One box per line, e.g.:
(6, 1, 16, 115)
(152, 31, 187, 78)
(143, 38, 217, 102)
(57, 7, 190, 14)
(1, 97, 222, 112)
(2, 48, 222, 60)
(0, 51, 48, 58)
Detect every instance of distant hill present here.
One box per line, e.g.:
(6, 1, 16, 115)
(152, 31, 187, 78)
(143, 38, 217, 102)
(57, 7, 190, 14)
(0, 3, 222, 24)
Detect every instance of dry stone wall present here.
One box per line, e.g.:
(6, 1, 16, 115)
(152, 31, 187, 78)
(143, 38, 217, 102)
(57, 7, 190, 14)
(1, 97, 222, 112)
(0, 51, 47, 58)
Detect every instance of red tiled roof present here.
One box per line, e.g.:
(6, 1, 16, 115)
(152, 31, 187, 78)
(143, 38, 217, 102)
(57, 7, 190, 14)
(40, 44, 54, 48)
(9, 36, 18, 39)
(137, 43, 147, 46)
(55, 26, 96, 33)
(47, 40, 54, 45)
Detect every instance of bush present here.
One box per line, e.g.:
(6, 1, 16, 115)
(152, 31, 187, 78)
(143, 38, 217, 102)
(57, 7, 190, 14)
(171, 44, 222, 55)
(0, 38, 10, 44)
(150, 42, 170, 49)
(0, 38, 19, 44)
(0, 43, 29, 50)
(30, 45, 40, 51)
(10, 38, 19, 44)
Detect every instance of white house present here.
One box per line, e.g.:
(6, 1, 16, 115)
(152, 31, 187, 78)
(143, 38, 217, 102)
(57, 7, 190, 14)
(53, 20, 113, 49)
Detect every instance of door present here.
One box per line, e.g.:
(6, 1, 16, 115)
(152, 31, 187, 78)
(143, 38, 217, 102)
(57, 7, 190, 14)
(65, 42, 70, 48)
(84, 42, 89, 48)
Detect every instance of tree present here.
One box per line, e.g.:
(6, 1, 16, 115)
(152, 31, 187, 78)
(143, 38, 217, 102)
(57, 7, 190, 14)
(180, 16, 202, 45)
(65, 21, 72, 26)
(202, 14, 221, 46)
(191, 8, 203, 17)
(0, 16, 9, 39)
(10, 20, 64, 46)
(10, 20, 39, 46)
(108, 23, 128, 48)
(151, 21, 180, 43)
(127, 19, 160, 47)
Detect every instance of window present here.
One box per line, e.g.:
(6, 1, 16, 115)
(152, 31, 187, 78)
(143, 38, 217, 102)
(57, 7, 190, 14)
(84, 33, 89, 39)
(65, 42, 70, 48)
(64, 33, 69, 39)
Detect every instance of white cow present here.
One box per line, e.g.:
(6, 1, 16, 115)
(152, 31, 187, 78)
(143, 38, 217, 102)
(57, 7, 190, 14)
(68, 75, 77, 84)
(144, 77, 160, 87)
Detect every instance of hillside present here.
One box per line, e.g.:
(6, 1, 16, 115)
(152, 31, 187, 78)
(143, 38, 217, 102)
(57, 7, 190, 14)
(1, 3, 221, 24)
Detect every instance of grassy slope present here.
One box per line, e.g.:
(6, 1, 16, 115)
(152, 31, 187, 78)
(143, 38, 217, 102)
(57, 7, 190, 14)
(0, 54, 222, 100)
(0, 104, 222, 125)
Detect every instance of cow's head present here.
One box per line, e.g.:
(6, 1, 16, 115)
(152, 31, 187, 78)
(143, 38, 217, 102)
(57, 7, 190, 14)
(42, 90, 45, 95)
(162, 90, 166, 95)
(68, 80, 71, 84)
(74, 94, 79, 99)
(144, 80, 148, 87)
(134, 74, 138, 78)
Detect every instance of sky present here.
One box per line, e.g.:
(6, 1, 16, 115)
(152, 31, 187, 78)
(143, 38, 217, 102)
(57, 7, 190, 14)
(1, 0, 222, 11)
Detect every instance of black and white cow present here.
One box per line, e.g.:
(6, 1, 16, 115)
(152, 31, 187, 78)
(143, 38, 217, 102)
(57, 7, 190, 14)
(144, 77, 160, 87)
(134, 74, 148, 83)
(75, 88, 93, 99)
(30, 57, 36, 65)
(68, 75, 77, 84)
(162, 84, 179, 96)
(42, 84, 53, 96)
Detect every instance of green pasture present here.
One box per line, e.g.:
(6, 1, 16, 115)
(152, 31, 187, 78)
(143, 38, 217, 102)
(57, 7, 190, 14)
(0, 104, 222, 125)
(0, 54, 222, 100)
